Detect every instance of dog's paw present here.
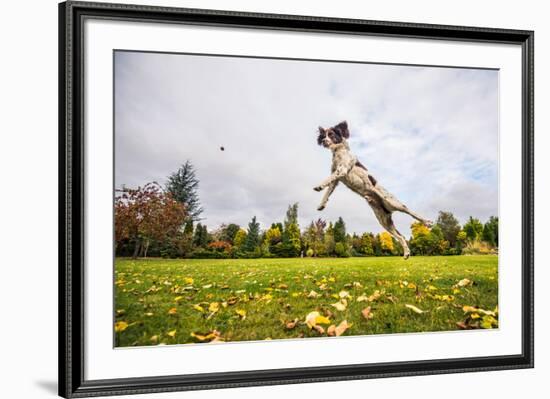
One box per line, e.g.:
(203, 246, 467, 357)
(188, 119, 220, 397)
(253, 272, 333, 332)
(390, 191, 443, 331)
(313, 186, 323, 192)
(317, 205, 325, 211)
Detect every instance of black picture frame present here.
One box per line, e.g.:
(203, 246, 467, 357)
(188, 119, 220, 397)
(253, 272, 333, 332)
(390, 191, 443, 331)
(59, 1, 534, 397)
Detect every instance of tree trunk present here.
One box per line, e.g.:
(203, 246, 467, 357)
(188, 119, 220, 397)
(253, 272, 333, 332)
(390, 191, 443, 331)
(143, 239, 150, 258)
(132, 239, 141, 259)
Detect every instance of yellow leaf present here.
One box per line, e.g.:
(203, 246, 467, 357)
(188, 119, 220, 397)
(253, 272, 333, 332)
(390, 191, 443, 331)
(150, 335, 158, 343)
(305, 311, 324, 328)
(328, 277, 336, 283)
(190, 331, 221, 342)
(209, 302, 220, 313)
(145, 312, 154, 317)
(167, 329, 177, 338)
(193, 304, 205, 313)
(168, 307, 177, 315)
(356, 295, 369, 302)
(291, 292, 301, 298)
(315, 315, 331, 325)
(202, 284, 213, 289)
(184, 277, 194, 285)
(236, 309, 246, 319)
(114, 321, 128, 332)
(174, 296, 184, 302)
(405, 304, 426, 314)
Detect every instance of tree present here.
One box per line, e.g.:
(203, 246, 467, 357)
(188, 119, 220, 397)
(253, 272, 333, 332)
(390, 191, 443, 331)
(166, 161, 203, 222)
(220, 223, 241, 245)
(436, 211, 461, 248)
(282, 203, 301, 257)
(463, 217, 483, 241)
(233, 229, 247, 249)
(115, 182, 186, 258)
(264, 225, 282, 246)
(244, 216, 261, 252)
(482, 216, 499, 247)
(323, 222, 336, 256)
(379, 231, 394, 254)
(193, 223, 209, 248)
(333, 217, 347, 244)
(360, 233, 375, 256)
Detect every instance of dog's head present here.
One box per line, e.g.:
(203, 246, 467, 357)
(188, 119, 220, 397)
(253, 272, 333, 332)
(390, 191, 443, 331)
(317, 121, 350, 148)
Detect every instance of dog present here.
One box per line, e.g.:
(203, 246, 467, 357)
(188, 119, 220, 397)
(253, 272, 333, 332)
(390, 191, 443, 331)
(314, 121, 432, 259)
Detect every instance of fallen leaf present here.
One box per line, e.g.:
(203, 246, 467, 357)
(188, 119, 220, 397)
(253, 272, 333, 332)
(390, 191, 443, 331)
(312, 325, 325, 334)
(193, 304, 205, 313)
(456, 278, 472, 287)
(167, 329, 177, 338)
(114, 321, 128, 332)
(208, 302, 220, 313)
(236, 309, 247, 319)
(307, 290, 320, 299)
(168, 307, 177, 315)
(332, 320, 352, 336)
(184, 277, 194, 285)
(361, 306, 373, 320)
(150, 335, 158, 343)
(339, 290, 350, 299)
(331, 300, 347, 311)
(356, 295, 369, 302)
(327, 325, 336, 336)
(405, 304, 426, 314)
(285, 319, 299, 329)
(190, 330, 222, 342)
(202, 284, 213, 289)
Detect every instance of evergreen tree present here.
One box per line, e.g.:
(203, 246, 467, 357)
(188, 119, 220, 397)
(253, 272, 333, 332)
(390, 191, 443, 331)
(333, 217, 347, 244)
(193, 223, 209, 248)
(482, 216, 499, 247)
(166, 161, 203, 222)
(244, 216, 261, 251)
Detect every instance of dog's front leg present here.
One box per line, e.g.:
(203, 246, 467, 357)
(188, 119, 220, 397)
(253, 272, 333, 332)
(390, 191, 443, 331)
(317, 181, 338, 211)
(313, 167, 348, 192)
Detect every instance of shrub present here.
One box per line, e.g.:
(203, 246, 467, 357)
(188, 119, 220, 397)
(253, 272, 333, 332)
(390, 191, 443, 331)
(334, 242, 350, 257)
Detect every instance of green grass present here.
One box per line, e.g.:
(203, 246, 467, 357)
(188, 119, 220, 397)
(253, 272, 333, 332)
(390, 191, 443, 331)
(114, 256, 498, 347)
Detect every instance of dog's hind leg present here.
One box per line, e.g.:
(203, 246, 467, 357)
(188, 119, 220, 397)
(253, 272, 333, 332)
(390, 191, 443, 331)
(373, 186, 433, 227)
(367, 199, 411, 259)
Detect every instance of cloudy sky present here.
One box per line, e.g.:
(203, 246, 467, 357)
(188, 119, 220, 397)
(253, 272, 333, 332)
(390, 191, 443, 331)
(114, 51, 498, 236)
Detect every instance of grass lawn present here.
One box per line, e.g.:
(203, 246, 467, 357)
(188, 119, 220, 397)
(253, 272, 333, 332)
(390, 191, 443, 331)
(114, 255, 498, 347)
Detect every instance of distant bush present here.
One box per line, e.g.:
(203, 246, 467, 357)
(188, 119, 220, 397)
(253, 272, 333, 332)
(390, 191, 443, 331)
(462, 240, 498, 255)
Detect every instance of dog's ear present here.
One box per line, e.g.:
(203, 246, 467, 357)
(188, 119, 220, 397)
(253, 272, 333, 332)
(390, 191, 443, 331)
(334, 121, 349, 138)
(317, 126, 326, 145)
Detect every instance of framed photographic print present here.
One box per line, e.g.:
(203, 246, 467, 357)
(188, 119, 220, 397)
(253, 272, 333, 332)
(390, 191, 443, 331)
(59, 1, 534, 397)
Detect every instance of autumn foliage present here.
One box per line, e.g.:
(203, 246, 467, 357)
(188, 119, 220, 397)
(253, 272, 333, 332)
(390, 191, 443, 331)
(115, 182, 187, 258)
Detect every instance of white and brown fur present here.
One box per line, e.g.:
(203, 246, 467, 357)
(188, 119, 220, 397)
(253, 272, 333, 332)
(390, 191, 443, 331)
(314, 121, 432, 259)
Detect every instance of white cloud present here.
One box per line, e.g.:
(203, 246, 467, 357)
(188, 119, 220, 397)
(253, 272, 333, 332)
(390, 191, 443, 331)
(115, 51, 498, 236)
